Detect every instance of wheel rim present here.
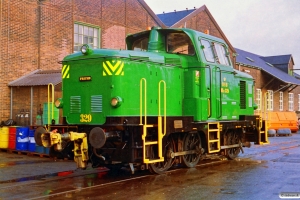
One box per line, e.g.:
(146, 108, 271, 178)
(227, 132, 240, 160)
(149, 136, 175, 174)
(182, 132, 201, 168)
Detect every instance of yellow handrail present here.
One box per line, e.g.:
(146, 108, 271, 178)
(139, 78, 147, 125)
(158, 80, 166, 159)
(158, 80, 166, 136)
(140, 78, 167, 163)
(208, 98, 211, 117)
(47, 83, 54, 126)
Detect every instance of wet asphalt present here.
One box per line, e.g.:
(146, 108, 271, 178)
(0, 149, 110, 189)
(0, 132, 300, 199)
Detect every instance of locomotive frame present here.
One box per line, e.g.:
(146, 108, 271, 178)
(35, 27, 269, 174)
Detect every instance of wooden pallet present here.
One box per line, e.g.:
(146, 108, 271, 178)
(0, 148, 50, 158)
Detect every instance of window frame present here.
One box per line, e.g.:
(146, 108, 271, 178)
(200, 39, 215, 63)
(213, 42, 230, 66)
(74, 22, 100, 52)
(288, 93, 294, 111)
(166, 32, 195, 56)
(256, 89, 262, 111)
(279, 92, 283, 111)
(266, 90, 273, 111)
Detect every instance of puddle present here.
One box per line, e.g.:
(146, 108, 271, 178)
(0, 160, 53, 168)
(0, 170, 76, 184)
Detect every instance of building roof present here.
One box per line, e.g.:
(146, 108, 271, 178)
(157, 9, 195, 27)
(262, 54, 293, 65)
(8, 70, 61, 87)
(235, 48, 300, 85)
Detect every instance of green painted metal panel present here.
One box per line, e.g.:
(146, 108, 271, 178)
(59, 27, 256, 125)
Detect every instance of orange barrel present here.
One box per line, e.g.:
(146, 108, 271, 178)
(0, 127, 9, 148)
(28, 129, 36, 152)
(16, 127, 29, 151)
(8, 126, 17, 149)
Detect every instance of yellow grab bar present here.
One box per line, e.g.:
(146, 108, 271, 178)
(208, 98, 211, 117)
(47, 83, 54, 126)
(139, 78, 147, 125)
(158, 80, 166, 136)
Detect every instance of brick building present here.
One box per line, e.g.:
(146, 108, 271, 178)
(0, 0, 164, 124)
(235, 48, 300, 118)
(1, 0, 298, 125)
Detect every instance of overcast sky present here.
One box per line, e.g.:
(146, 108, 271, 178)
(144, 0, 300, 69)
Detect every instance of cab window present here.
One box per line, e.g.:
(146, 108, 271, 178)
(200, 39, 214, 62)
(214, 43, 230, 66)
(167, 33, 195, 55)
(132, 37, 148, 51)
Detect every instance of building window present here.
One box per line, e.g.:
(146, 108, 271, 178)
(288, 93, 294, 111)
(74, 23, 100, 52)
(298, 94, 300, 111)
(256, 89, 261, 110)
(279, 92, 283, 111)
(266, 90, 273, 111)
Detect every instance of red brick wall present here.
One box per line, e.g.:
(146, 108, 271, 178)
(0, 0, 39, 122)
(0, 0, 159, 123)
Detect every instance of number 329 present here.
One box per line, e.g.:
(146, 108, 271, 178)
(80, 114, 92, 122)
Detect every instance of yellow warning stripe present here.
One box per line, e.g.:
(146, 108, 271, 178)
(62, 65, 70, 79)
(103, 60, 124, 76)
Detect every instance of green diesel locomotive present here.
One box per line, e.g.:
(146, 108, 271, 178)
(35, 27, 268, 174)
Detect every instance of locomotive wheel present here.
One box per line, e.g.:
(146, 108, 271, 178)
(149, 136, 175, 174)
(227, 132, 241, 160)
(182, 132, 201, 168)
(34, 127, 47, 146)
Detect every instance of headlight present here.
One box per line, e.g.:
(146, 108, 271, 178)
(80, 44, 93, 55)
(55, 98, 63, 108)
(111, 96, 122, 108)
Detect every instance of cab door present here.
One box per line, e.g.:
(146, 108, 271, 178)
(200, 39, 232, 120)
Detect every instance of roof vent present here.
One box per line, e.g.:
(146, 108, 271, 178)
(246, 57, 254, 62)
(265, 62, 274, 67)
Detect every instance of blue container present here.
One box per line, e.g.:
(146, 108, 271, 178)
(35, 145, 44, 154)
(16, 127, 29, 151)
(28, 129, 36, 152)
(44, 147, 50, 155)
